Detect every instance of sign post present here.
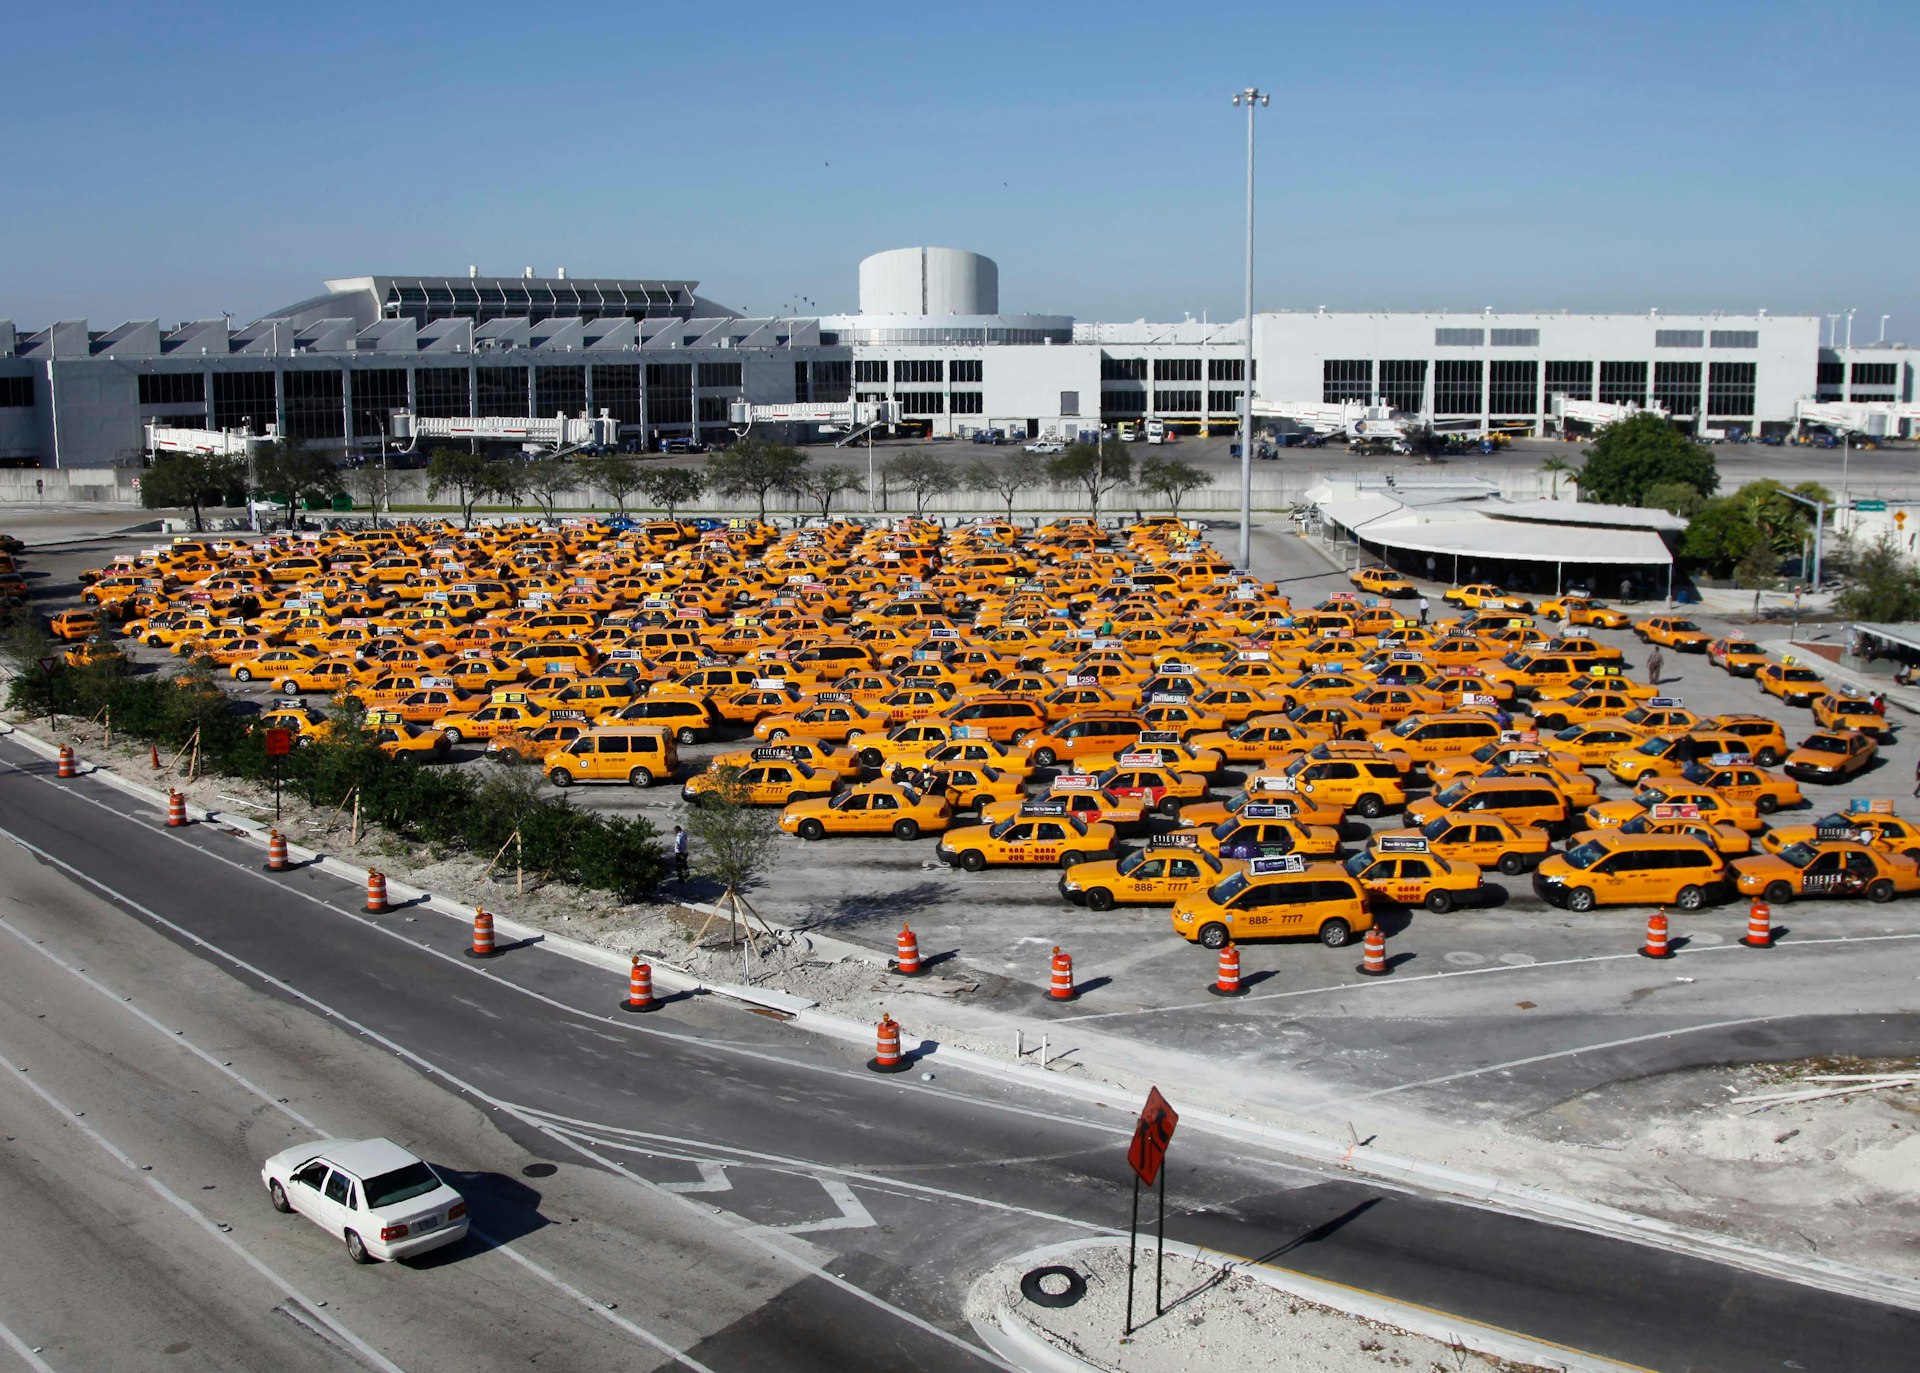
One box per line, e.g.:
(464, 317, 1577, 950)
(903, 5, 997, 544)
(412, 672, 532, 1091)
(1123, 1086, 1179, 1335)
(264, 727, 293, 822)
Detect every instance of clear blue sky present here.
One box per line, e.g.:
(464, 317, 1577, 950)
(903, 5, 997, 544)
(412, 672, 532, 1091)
(3, 0, 1913, 343)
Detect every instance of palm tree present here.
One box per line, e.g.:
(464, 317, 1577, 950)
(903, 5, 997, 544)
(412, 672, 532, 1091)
(1540, 454, 1575, 499)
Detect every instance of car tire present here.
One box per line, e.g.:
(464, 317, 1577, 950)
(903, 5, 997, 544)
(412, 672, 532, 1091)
(1085, 888, 1115, 912)
(798, 818, 825, 841)
(1355, 794, 1385, 819)
(1424, 890, 1454, 914)
(1031, 747, 1057, 768)
(1566, 886, 1596, 912)
(345, 1230, 376, 1265)
(1675, 884, 1706, 910)
(1318, 918, 1353, 948)
(959, 849, 986, 872)
(1498, 852, 1526, 876)
(1755, 794, 1778, 815)
(147, 635, 163, 647)
(677, 727, 699, 746)
(892, 819, 920, 841)
(268, 1179, 292, 1214)
(1765, 880, 1792, 904)
(768, 729, 789, 742)
(1158, 797, 1182, 818)
(859, 747, 884, 768)
(442, 727, 464, 744)
(1198, 922, 1230, 950)
(549, 767, 573, 787)
(1757, 748, 1781, 767)
(1537, 716, 1564, 731)
(1869, 877, 1896, 903)
(628, 767, 654, 787)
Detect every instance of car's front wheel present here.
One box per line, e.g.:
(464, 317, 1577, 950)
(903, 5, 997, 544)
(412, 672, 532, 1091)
(442, 727, 464, 744)
(345, 1230, 376, 1264)
(1031, 747, 1057, 768)
(1565, 886, 1596, 912)
(1085, 888, 1114, 912)
(1198, 922, 1230, 950)
(959, 850, 986, 872)
(549, 767, 573, 787)
(235, 667, 253, 682)
(268, 1180, 292, 1213)
(797, 818, 824, 841)
(1765, 880, 1793, 905)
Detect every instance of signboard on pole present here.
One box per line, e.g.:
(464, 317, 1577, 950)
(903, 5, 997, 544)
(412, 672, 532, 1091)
(263, 728, 294, 758)
(1126, 1086, 1178, 1189)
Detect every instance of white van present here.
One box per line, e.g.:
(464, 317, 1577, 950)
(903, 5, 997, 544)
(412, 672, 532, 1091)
(1145, 419, 1167, 444)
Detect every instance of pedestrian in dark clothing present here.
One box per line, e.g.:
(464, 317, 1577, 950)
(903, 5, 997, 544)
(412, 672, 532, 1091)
(1912, 756, 1920, 799)
(672, 825, 689, 884)
(1646, 648, 1664, 686)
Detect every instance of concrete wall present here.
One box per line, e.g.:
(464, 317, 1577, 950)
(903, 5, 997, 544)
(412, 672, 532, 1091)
(0, 466, 140, 504)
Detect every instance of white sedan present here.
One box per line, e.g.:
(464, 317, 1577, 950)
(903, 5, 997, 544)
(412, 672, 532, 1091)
(262, 1137, 469, 1263)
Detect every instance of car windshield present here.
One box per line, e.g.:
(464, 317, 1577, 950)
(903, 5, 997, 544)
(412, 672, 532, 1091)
(1671, 621, 1701, 633)
(1117, 850, 1147, 876)
(1226, 722, 1252, 739)
(1343, 852, 1374, 876)
(1436, 782, 1471, 807)
(362, 1161, 441, 1209)
(1681, 762, 1712, 784)
(1421, 816, 1451, 840)
(1727, 642, 1759, 654)
(1209, 817, 1240, 839)
(1562, 840, 1608, 870)
(1777, 842, 1818, 868)
(988, 819, 1019, 840)
(1635, 736, 1670, 756)
(1389, 717, 1422, 738)
(1500, 651, 1527, 668)
(1206, 871, 1250, 905)
(1554, 726, 1585, 742)
(1470, 742, 1499, 761)
(1619, 815, 1652, 833)
(1801, 735, 1846, 754)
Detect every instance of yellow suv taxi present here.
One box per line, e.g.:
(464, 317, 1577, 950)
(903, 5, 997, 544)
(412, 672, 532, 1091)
(1533, 832, 1726, 911)
(1539, 594, 1629, 629)
(1731, 840, 1920, 905)
(1700, 714, 1789, 767)
(543, 727, 678, 787)
(1058, 840, 1230, 911)
(1170, 857, 1373, 949)
(1372, 713, 1506, 766)
(1342, 840, 1484, 913)
(1263, 754, 1408, 819)
(1369, 814, 1552, 876)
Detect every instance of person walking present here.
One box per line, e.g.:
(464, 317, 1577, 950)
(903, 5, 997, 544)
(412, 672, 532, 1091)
(1646, 647, 1664, 686)
(1912, 756, 1920, 799)
(1417, 595, 1430, 626)
(671, 824, 690, 884)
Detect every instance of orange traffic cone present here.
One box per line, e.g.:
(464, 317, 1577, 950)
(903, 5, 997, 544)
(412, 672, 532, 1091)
(1356, 926, 1389, 977)
(1639, 909, 1674, 960)
(868, 1013, 910, 1073)
(1208, 941, 1247, 997)
(149, 744, 162, 771)
(893, 923, 925, 977)
(364, 868, 389, 914)
(1048, 946, 1077, 1001)
(465, 909, 496, 959)
(1741, 897, 1774, 949)
(56, 745, 76, 779)
(166, 789, 189, 828)
(264, 828, 290, 871)
(620, 957, 658, 1013)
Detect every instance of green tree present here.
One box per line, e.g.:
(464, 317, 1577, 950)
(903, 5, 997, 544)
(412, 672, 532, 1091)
(705, 437, 808, 521)
(1577, 413, 1718, 506)
(426, 447, 490, 528)
(522, 457, 578, 522)
(1048, 439, 1133, 522)
(139, 450, 247, 531)
(1733, 539, 1781, 590)
(1136, 456, 1210, 517)
(250, 441, 345, 529)
(481, 458, 530, 513)
(1539, 454, 1578, 500)
(1740, 479, 1831, 555)
(965, 458, 1041, 522)
(638, 467, 707, 519)
(883, 451, 961, 517)
(582, 453, 645, 515)
(1680, 495, 1763, 577)
(1643, 480, 1705, 519)
(793, 464, 865, 521)
(1836, 532, 1920, 621)
(681, 765, 785, 949)
(342, 461, 396, 526)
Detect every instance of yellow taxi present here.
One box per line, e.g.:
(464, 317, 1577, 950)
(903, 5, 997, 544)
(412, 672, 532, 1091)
(435, 698, 548, 745)
(1406, 775, 1572, 834)
(364, 714, 453, 761)
(1606, 733, 1701, 784)
(1587, 807, 1752, 856)
(485, 720, 587, 765)
(1078, 736, 1225, 779)
(1707, 637, 1771, 677)
(1370, 712, 1507, 767)
(1343, 841, 1483, 914)
(1530, 686, 1647, 731)
(50, 609, 102, 642)
(1169, 857, 1373, 949)
(753, 697, 878, 745)
(1534, 668, 1654, 703)
(1195, 809, 1342, 860)
(1763, 808, 1920, 860)
(978, 785, 1149, 835)
(779, 780, 955, 841)
(1533, 832, 1726, 911)
(256, 705, 335, 745)
(681, 756, 838, 807)
(1371, 814, 1552, 876)
(1731, 840, 1920, 905)
(1349, 565, 1415, 597)
(710, 739, 863, 784)
(1174, 785, 1344, 832)
(269, 659, 358, 697)
(1538, 722, 1647, 770)
(1811, 692, 1890, 738)
(542, 726, 678, 787)
(1188, 716, 1320, 766)
(1442, 584, 1533, 613)
(1258, 752, 1408, 819)
(1086, 760, 1211, 817)
(1782, 730, 1878, 783)
(1586, 780, 1763, 832)
(1059, 840, 1231, 912)
(1699, 714, 1791, 767)
(1678, 757, 1804, 814)
(1636, 616, 1712, 652)
(1538, 594, 1630, 629)
(935, 813, 1117, 871)
(1757, 661, 1826, 707)
(926, 762, 1029, 813)
(1017, 712, 1147, 768)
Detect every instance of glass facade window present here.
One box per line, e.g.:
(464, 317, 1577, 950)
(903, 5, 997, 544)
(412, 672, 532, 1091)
(415, 367, 470, 419)
(283, 369, 345, 441)
(1851, 362, 1898, 388)
(534, 365, 586, 418)
(696, 396, 731, 423)
(1543, 360, 1593, 403)
(0, 377, 33, 408)
(794, 360, 810, 403)
(646, 363, 693, 426)
(351, 368, 408, 439)
(1653, 361, 1703, 415)
(1598, 361, 1648, 406)
(138, 373, 205, 406)
(1101, 390, 1147, 416)
(1102, 357, 1148, 381)
(379, 278, 693, 327)
(1208, 358, 1245, 382)
(950, 391, 984, 415)
(834, 325, 1070, 345)
(1153, 390, 1201, 412)
(1816, 362, 1845, 387)
(1378, 360, 1426, 413)
(1655, 330, 1705, 348)
(1490, 328, 1540, 347)
(1208, 389, 1243, 414)
(895, 359, 943, 384)
(897, 392, 945, 414)
(1433, 360, 1482, 415)
(696, 362, 742, 388)
(475, 366, 529, 416)
(1153, 358, 1202, 382)
(1323, 359, 1372, 404)
(211, 371, 275, 432)
(810, 360, 850, 402)
(1707, 362, 1756, 417)
(1435, 328, 1484, 346)
(950, 358, 983, 383)
(1488, 360, 1538, 415)
(1060, 391, 1079, 417)
(590, 364, 641, 426)
(1709, 330, 1759, 349)
(854, 360, 887, 384)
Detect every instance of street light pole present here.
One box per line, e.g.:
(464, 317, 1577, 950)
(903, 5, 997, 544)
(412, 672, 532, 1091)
(1231, 86, 1268, 572)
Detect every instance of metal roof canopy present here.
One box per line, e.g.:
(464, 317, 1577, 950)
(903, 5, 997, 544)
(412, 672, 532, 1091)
(1364, 520, 1673, 566)
(1850, 623, 1920, 653)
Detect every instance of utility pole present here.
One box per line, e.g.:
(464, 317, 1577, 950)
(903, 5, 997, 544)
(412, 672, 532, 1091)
(1230, 86, 1268, 572)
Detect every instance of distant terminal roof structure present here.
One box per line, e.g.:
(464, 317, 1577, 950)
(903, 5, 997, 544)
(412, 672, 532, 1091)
(267, 273, 732, 332)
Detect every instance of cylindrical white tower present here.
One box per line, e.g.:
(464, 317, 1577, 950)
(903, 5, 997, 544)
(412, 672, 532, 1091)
(858, 247, 998, 316)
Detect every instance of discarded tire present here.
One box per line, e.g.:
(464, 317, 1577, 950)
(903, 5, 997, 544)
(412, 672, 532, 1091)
(1019, 1265, 1088, 1309)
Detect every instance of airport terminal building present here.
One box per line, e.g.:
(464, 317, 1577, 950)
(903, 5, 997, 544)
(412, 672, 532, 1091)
(0, 246, 1913, 467)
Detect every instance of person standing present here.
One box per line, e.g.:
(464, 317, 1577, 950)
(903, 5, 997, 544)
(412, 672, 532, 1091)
(1646, 647, 1664, 686)
(672, 824, 689, 884)
(1912, 756, 1920, 799)
(1417, 595, 1430, 626)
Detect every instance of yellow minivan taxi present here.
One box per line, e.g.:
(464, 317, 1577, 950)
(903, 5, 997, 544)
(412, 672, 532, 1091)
(1169, 857, 1373, 949)
(1532, 832, 1726, 912)
(544, 726, 678, 788)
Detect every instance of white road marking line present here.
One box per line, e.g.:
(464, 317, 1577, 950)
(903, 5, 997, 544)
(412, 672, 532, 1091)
(660, 1163, 735, 1195)
(767, 1180, 875, 1236)
(0, 820, 1013, 1372)
(0, 1045, 406, 1373)
(0, 1316, 58, 1373)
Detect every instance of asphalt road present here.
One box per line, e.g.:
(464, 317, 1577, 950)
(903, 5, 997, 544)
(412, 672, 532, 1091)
(2, 735, 1919, 1371)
